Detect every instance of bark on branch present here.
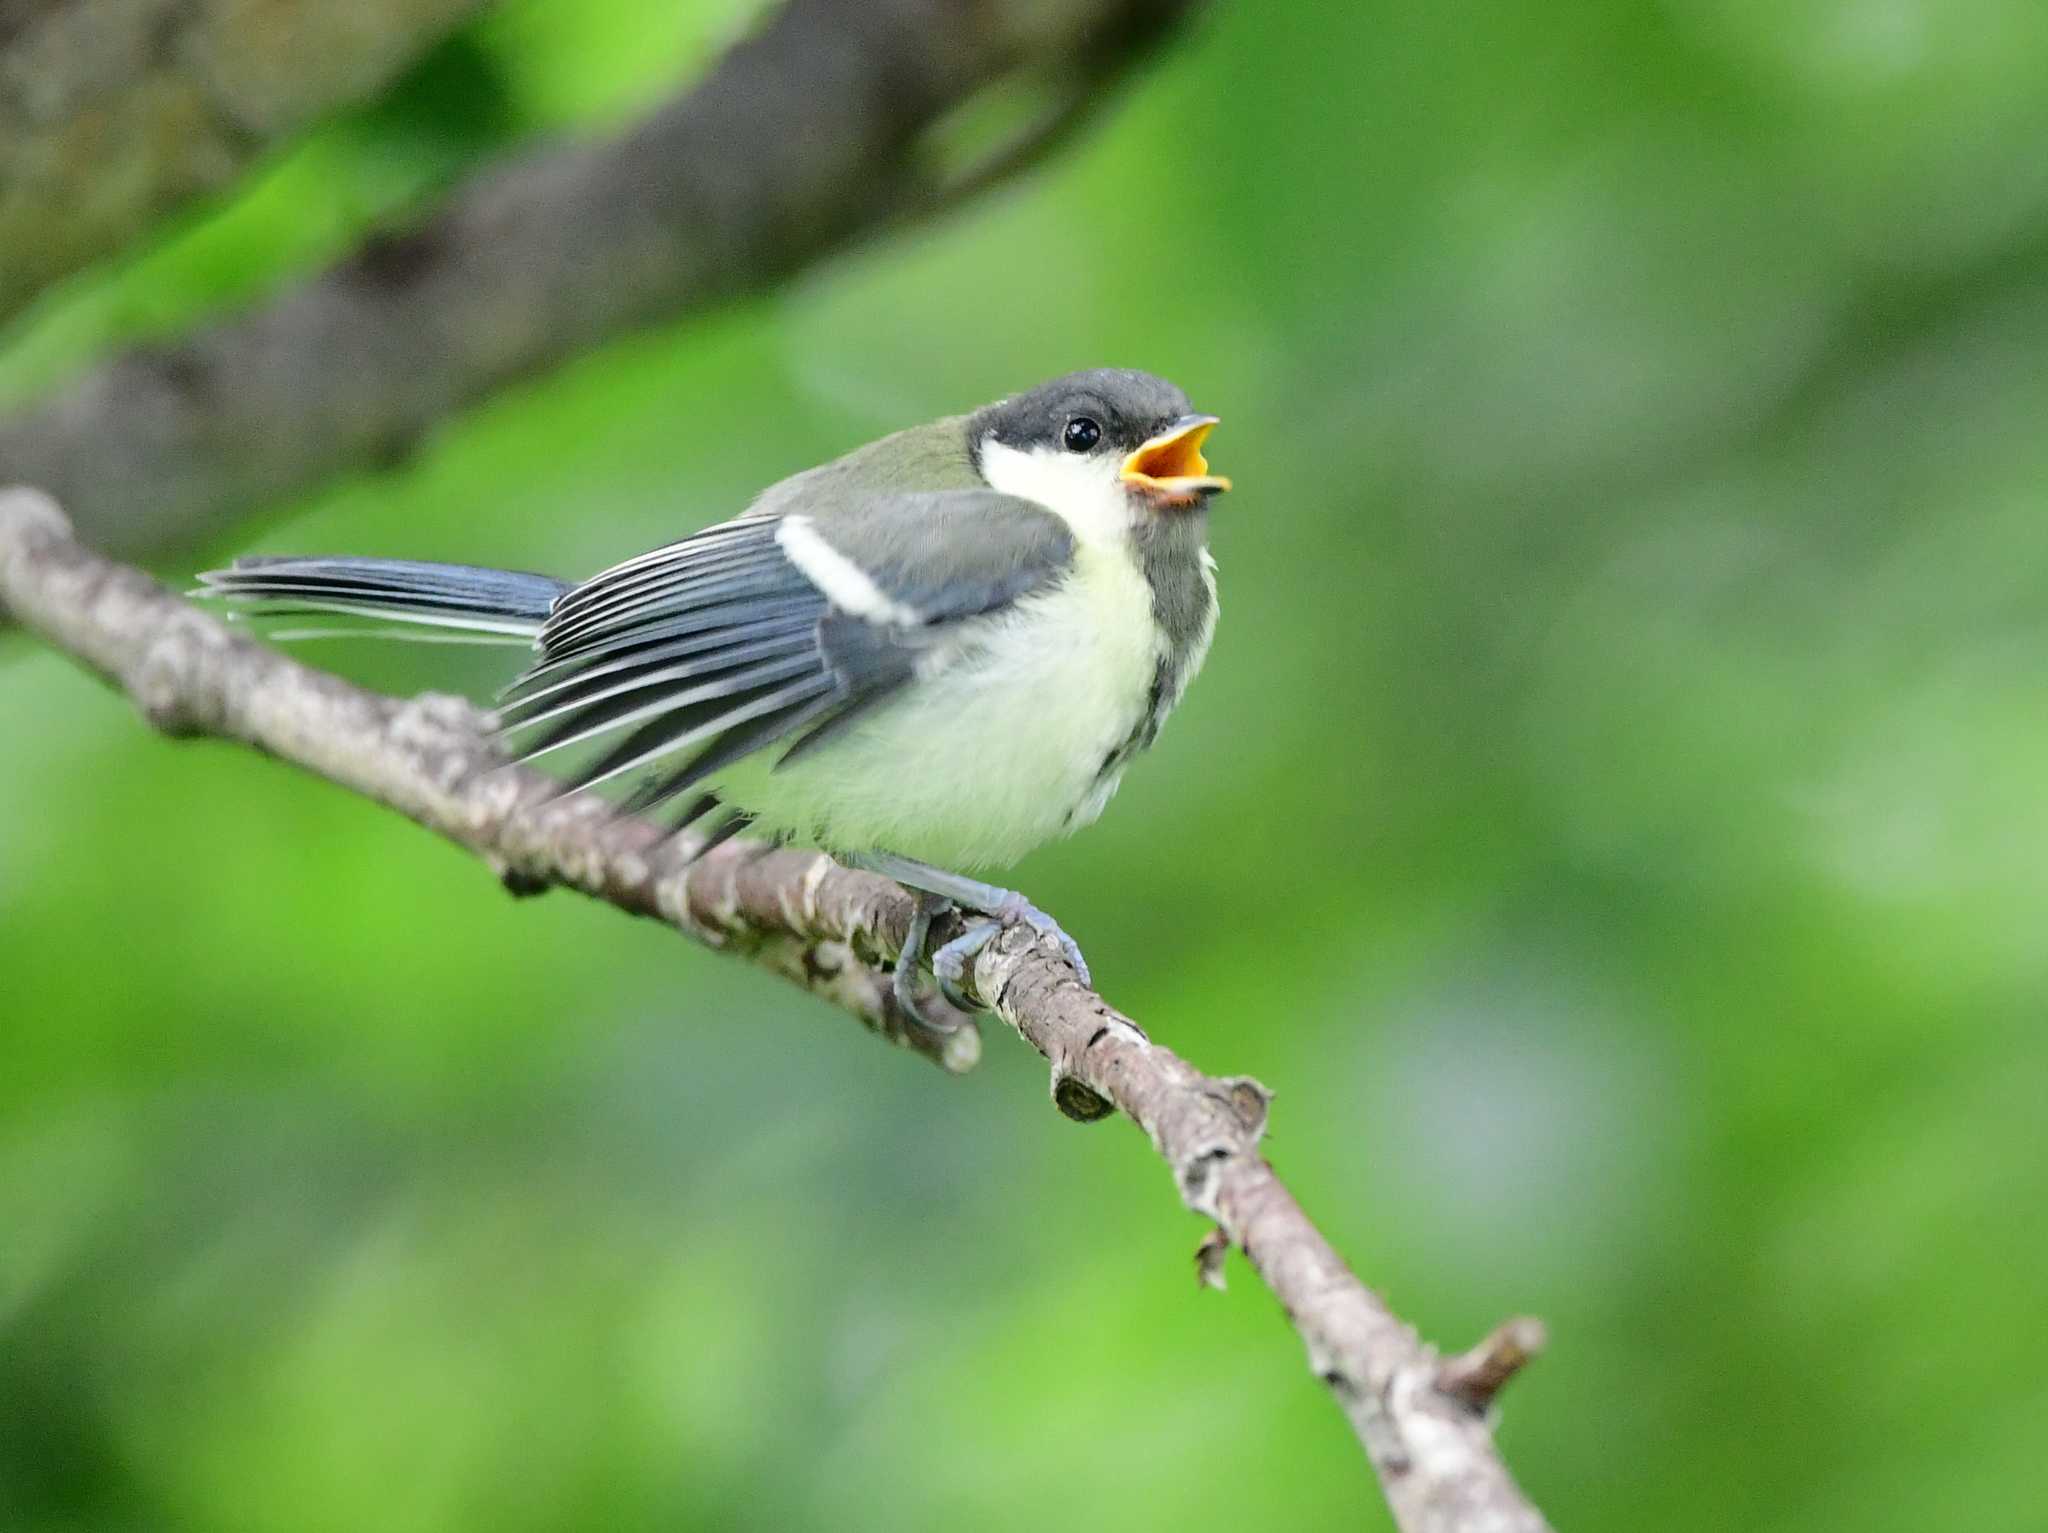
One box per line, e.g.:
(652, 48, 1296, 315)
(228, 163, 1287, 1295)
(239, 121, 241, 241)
(0, 488, 1555, 1533)
(0, 0, 485, 324)
(0, 0, 1201, 564)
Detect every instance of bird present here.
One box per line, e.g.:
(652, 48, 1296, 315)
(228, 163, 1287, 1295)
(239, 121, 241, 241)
(199, 368, 1231, 1035)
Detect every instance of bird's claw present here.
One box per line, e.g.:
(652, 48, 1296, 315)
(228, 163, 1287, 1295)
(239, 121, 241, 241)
(886, 878, 1092, 1034)
(994, 892, 1092, 987)
(933, 921, 998, 1011)
(892, 893, 970, 1042)
(924, 898, 1092, 1016)
(891, 963, 967, 1042)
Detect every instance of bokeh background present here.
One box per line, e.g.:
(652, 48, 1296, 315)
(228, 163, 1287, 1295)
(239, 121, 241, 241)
(7, 0, 2048, 1528)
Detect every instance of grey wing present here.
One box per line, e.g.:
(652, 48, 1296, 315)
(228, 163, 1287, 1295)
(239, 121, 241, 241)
(496, 493, 1074, 818)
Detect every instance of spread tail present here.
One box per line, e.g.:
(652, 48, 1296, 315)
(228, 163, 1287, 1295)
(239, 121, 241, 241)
(196, 556, 569, 638)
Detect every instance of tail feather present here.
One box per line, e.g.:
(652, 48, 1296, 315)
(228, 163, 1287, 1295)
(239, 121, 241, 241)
(198, 557, 569, 638)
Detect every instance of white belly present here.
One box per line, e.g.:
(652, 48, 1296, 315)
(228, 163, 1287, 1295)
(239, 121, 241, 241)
(715, 543, 1160, 870)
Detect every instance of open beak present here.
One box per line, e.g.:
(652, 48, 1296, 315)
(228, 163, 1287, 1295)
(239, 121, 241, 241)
(1121, 415, 1231, 505)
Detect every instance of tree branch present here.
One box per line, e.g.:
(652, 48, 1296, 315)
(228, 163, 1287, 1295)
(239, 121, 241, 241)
(0, 0, 486, 325)
(0, 487, 1554, 1533)
(0, 0, 1203, 564)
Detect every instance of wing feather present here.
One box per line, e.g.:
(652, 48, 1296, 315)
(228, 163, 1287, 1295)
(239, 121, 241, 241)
(501, 632, 821, 734)
(505, 492, 1074, 817)
(497, 608, 818, 712)
(559, 675, 837, 798)
(514, 593, 827, 680)
(541, 543, 791, 647)
(512, 650, 823, 762)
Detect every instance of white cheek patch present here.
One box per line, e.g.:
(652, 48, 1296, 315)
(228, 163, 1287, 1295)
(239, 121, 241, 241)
(976, 438, 1134, 548)
(776, 514, 923, 626)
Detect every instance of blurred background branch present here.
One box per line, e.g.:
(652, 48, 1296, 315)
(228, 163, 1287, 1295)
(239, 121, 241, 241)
(0, 0, 1201, 565)
(0, 487, 1552, 1533)
(0, 0, 487, 324)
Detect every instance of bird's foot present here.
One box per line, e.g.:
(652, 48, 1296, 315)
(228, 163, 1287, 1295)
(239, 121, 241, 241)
(891, 891, 971, 1041)
(992, 891, 1090, 986)
(856, 852, 1092, 1018)
(932, 922, 997, 1011)
(932, 893, 1091, 1011)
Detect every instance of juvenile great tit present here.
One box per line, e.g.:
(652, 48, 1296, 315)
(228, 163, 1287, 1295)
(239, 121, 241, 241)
(200, 368, 1231, 1034)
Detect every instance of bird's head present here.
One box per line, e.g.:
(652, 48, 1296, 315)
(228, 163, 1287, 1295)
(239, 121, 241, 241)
(971, 369, 1230, 540)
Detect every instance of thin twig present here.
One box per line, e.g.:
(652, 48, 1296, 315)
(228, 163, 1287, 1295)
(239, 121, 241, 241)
(0, 488, 1555, 1533)
(1439, 1318, 1550, 1415)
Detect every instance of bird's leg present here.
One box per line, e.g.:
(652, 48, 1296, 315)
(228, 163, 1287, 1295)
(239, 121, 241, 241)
(854, 852, 1091, 1011)
(891, 890, 966, 1040)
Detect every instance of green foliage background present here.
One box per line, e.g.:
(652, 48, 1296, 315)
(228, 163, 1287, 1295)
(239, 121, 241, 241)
(7, 1, 2048, 1527)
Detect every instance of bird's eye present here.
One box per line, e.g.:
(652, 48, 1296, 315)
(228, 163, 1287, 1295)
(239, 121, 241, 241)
(1062, 416, 1101, 453)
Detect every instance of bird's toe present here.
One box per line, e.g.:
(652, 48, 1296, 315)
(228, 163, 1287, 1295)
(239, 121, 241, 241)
(933, 920, 999, 1011)
(993, 893, 1092, 987)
